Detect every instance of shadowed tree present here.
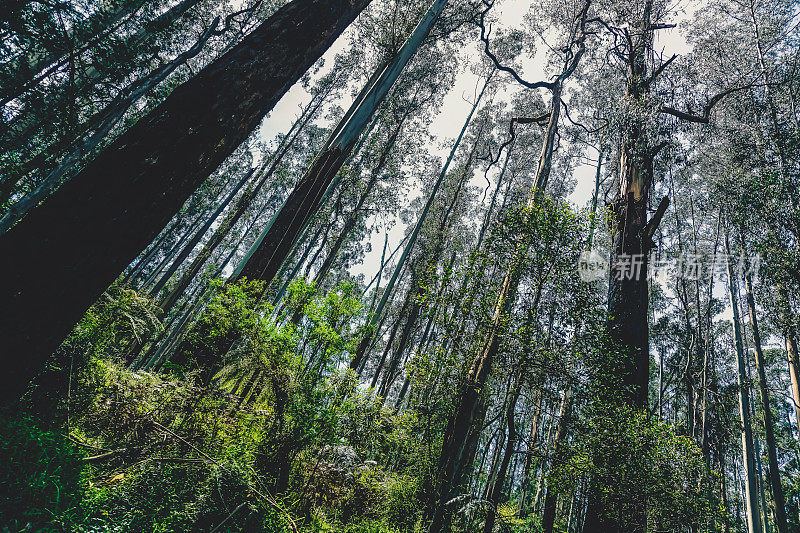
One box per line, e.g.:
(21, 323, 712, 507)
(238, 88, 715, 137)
(0, 0, 374, 406)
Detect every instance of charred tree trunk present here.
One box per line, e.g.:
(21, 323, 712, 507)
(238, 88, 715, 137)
(582, 3, 672, 530)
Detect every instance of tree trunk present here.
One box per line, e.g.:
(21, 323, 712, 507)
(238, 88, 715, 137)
(140, 210, 208, 293)
(603, 155, 659, 410)
(233, 0, 450, 288)
(313, 106, 411, 287)
(378, 130, 478, 398)
(368, 292, 413, 389)
(427, 77, 564, 533)
(534, 414, 557, 516)
(753, 432, 771, 533)
(741, 241, 789, 533)
(123, 213, 186, 288)
(158, 89, 328, 315)
(483, 375, 522, 533)
(150, 167, 256, 299)
(0, 0, 373, 405)
(442, 148, 515, 366)
(349, 68, 491, 371)
(391, 256, 451, 407)
(542, 387, 574, 533)
(481, 426, 507, 501)
(519, 386, 544, 517)
(583, 4, 667, 529)
(785, 332, 800, 439)
(378, 300, 420, 397)
(726, 231, 763, 533)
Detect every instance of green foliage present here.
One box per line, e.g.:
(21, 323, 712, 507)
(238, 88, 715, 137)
(287, 279, 363, 370)
(174, 278, 269, 378)
(0, 416, 87, 530)
(69, 284, 163, 360)
(29, 284, 162, 418)
(562, 404, 719, 531)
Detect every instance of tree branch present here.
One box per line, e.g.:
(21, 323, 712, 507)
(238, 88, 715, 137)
(212, 0, 262, 36)
(477, 1, 553, 90)
(643, 195, 670, 244)
(561, 99, 607, 135)
(659, 82, 771, 123)
(643, 53, 677, 87)
(556, 0, 592, 83)
(481, 113, 549, 168)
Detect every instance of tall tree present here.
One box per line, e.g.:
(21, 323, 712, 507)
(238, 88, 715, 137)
(740, 231, 790, 533)
(349, 67, 493, 372)
(727, 230, 763, 533)
(233, 0, 451, 288)
(426, 3, 591, 529)
(0, 0, 374, 406)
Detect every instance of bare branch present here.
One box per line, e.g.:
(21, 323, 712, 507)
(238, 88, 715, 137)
(212, 0, 262, 36)
(560, 98, 607, 135)
(480, 113, 549, 168)
(659, 83, 758, 123)
(644, 53, 677, 87)
(477, 1, 553, 90)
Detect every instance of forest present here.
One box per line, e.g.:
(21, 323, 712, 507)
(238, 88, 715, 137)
(1, 0, 799, 531)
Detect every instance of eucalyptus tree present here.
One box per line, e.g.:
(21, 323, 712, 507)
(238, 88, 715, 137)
(153, 70, 343, 316)
(477, 196, 589, 533)
(0, 0, 239, 206)
(0, 0, 376, 405)
(375, 105, 492, 400)
(233, 0, 455, 288)
(572, 0, 780, 528)
(311, 43, 455, 290)
(348, 65, 495, 372)
(686, 2, 800, 529)
(426, 2, 593, 529)
(711, 0, 800, 444)
(740, 233, 790, 533)
(726, 230, 765, 533)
